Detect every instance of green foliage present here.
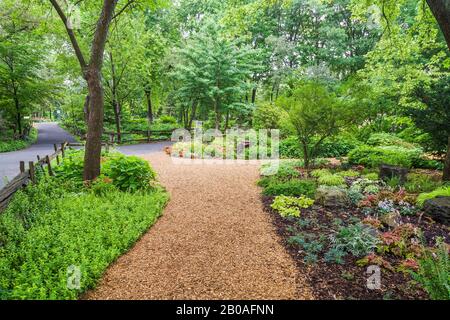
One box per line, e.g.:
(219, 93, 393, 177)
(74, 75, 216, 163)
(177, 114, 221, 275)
(263, 180, 316, 198)
(271, 195, 314, 218)
(287, 233, 323, 265)
(279, 136, 303, 159)
(157, 115, 177, 125)
(363, 172, 379, 181)
(102, 155, 157, 192)
(366, 132, 416, 149)
(416, 186, 450, 207)
(253, 102, 282, 129)
(329, 223, 380, 258)
(318, 174, 345, 187)
(0, 178, 168, 299)
(278, 81, 357, 167)
(336, 170, 360, 178)
(405, 174, 442, 194)
(311, 169, 331, 178)
(410, 76, 450, 155)
(0, 128, 37, 153)
(53, 150, 85, 185)
(348, 145, 419, 168)
(411, 238, 450, 300)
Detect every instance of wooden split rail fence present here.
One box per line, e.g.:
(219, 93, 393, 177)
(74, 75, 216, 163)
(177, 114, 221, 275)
(0, 141, 111, 212)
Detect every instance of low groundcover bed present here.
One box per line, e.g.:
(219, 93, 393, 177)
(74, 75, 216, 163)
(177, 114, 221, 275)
(259, 161, 449, 300)
(0, 150, 168, 300)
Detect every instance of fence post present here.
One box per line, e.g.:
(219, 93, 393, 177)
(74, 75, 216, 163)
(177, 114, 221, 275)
(53, 144, 58, 153)
(110, 133, 115, 144)
(46, 155, 54, 176)
(20, 161, 25, 173)
(29, 161, 36, 184)
(61, 142, 65, 158)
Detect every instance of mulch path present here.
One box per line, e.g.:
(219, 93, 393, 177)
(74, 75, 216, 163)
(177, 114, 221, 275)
(84, 154, 313, 299)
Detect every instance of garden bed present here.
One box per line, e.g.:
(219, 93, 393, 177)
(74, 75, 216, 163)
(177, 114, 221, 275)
(258, 161, 450, 300)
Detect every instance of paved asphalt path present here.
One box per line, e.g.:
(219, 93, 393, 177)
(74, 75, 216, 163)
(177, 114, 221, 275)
(0, 122, 172, 189)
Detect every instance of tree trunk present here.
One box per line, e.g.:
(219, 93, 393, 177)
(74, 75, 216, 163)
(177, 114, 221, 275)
(224, 109, 230, 131)
(443, 136, 450, 181)
(84, 69, 104, 180)
(251, 87, 257, 104)
(427, 0, 450, 50)
(83, 95, 90, 125)
(13, 95, 22, 137)
(188, 99, 197, 130)
(145, 88, 153, 124)
(112, 99, 121, 143)
(82, 1, 117, 181)
(302, 142, 310, 170)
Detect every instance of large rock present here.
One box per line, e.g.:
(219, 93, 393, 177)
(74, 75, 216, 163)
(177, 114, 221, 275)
(315, 186, 349, 208)
(379, 164, 408, 185)
(423, 196, 450, 226)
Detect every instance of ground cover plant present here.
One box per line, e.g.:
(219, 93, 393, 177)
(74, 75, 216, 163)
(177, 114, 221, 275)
(0, 127, 37, 153)
(259, 161, 450, 300)
(0, 150, 168, 299)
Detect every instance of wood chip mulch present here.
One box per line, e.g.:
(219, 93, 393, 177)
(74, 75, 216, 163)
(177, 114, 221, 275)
(84, 154, 313, 300)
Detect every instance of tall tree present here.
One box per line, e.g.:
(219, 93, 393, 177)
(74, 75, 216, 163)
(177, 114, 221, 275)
(49, 0, 118, 181)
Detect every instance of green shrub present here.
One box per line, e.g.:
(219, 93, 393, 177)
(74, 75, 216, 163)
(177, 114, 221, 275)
(405, 174, 442, 193)
(366, 132, 416, 148)
(271, 195, 314, 218)
(311, 169, 331, 178)
(329, 223, 380, 258)
(263, 180, 316, 198)
(54, 150, 85, 185)
(318, 174, 345, 186)
(280, 136, 303, 159)
(336, 170, 360, 177)
(417, 186, 450, 207)
(157, 115, 177, 125)
(0, 128, 38, 153)
(348, 145, 419, 168)
(411, 238, 450, 300)
(102, 155, 156, 192)
(279, 135, 360, 159)
(0, 179, 168, 299)
(363, 172, 379, 181)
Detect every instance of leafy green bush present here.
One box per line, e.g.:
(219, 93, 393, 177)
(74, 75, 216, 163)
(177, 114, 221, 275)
(348, 145, 418, 168)
(416, 186, 450, 207)
(310, 169, 331, 178)
(102, 155, 156, 192)
(329, 223, 380, 258)
(318, 174, 345, 186)
(405, 173, 442, 193)
(0, 128, 38, 153)
(271, 195, 314, 218)
(157, 115, 177, 125)
(411, 238, 449, 300)
(363, 172, 379, 181)
(279, 135, 360, 159)
(0, 179, 168, 299)
(336, 170, 360, 177)
(263, 179, 316, 198)
(54, 150, 85, 185)
(366, 132, 416, 149)
(279, 136, 303, 159)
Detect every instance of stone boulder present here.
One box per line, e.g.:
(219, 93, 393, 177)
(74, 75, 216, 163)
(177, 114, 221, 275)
(423, 196, 450, 226)
(315, 186, 349, 208)
(379, 164, 409, 185)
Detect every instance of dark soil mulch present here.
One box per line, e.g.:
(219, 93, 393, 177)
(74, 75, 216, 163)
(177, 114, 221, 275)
(262, 195, 450, 300)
